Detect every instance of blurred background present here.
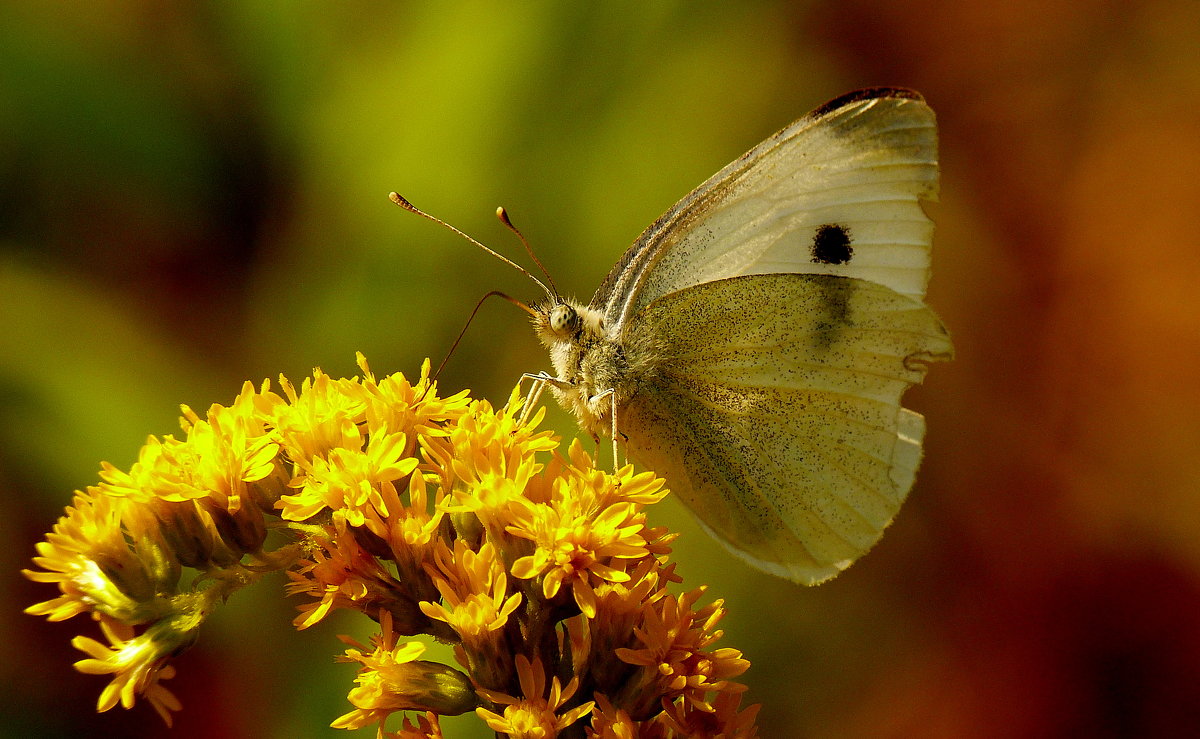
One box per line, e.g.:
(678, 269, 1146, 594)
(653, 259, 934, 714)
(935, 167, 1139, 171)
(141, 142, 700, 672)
(4, 1, 1200, 737)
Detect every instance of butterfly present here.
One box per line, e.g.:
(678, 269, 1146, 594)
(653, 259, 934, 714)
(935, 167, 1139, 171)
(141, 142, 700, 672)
(395, 87, 953, 584)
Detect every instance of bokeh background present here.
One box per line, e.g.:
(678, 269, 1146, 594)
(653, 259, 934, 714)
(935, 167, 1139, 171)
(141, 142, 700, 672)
(5, 2, 1200, 737)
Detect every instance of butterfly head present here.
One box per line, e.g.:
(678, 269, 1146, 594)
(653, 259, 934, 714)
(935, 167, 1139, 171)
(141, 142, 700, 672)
(532, 296, 609, 343)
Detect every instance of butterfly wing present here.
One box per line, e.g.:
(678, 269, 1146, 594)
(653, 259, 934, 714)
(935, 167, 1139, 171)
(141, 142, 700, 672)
(591, 88, 938, 330)
(619, 272, 953, 584)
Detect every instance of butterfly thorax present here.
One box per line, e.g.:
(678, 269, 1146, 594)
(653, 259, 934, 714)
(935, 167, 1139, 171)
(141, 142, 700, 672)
(533, 299, 659, 439)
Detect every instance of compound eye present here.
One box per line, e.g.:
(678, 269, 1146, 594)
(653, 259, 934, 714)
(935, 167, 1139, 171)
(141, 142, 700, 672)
(549, 304, 580, 334)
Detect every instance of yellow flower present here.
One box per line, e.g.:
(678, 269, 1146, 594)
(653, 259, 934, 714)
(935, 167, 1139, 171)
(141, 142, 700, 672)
(178, 381, 281, 516)
(420, 540, 522, 689)
(260, 369, 367, 470)
(332, 612, 478, 731)
(585, 694, 642, 739)
(657, 690, 761, 738)
(435, 390, 556, 543)
(89, 381, 285, 564)
(70, 587, 224, 728)
(286, 525, 404, 630)
(476, 654, 594, 739)
(614, 588, 750, 717)
(378, 471, 446, 580)
(421, 542, 522, 635)
(280, 430, 418, 526)
(389, 710, 445, 739)
(26, 356, 760, 735)
(582, 559, 678, 697)
(94, 433, 190, 503)
(23, 489, 169, 623)
(507, 448, 664, 618)
(356, 354, 471, 444)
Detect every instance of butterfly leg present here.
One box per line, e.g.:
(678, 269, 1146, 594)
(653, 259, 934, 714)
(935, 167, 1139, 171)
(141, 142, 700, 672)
(517, 371, 590, 426)
(587, 387, 620, 470)
(611, 394, 622, 473)
(516, 371, 554, 425)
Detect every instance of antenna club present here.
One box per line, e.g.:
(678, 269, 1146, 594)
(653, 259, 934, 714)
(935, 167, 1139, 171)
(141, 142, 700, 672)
(493, 205, 559, 300)
(389, 192, 418, 212)
(385, 192, 557, 301)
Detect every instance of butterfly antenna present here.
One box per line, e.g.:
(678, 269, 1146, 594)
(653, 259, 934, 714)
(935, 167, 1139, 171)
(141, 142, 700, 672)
(389, 192, 556, 302)
(431, 290, 538, 382)
(496, 206, 560, 301)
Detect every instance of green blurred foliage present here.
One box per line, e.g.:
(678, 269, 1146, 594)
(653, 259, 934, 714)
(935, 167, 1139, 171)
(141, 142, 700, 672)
(5, 1, 1200, 737)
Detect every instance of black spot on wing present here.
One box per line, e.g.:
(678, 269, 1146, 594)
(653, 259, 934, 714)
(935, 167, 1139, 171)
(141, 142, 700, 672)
(812, 223, 853, 265)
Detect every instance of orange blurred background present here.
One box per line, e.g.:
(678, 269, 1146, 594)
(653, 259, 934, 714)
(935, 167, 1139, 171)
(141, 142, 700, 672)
(4, 2, 1199, 737)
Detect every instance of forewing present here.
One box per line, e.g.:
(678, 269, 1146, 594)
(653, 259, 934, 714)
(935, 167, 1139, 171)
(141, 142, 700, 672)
(620, 273, 953, 584)
(592, 88, 938, 331)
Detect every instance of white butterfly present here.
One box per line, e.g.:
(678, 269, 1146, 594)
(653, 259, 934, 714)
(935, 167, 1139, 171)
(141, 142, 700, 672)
(397, 88, 953, 584)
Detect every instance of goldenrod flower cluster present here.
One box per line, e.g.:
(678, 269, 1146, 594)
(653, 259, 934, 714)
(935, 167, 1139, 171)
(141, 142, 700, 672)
(24, 355, 759, 737)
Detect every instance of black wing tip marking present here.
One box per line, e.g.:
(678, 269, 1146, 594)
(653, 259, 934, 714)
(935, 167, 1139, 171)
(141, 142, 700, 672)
(809, 87, 925, 119)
